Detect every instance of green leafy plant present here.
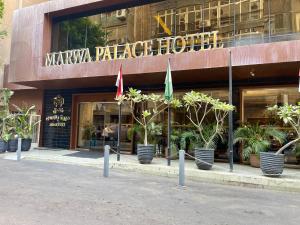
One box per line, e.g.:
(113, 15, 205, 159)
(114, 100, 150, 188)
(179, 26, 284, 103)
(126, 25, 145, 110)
(268, 103, 300, 155)
(0, 0, 6, 39)
(60, 17, 106, 55)
(0, 89, 14, 141)
(82, 123, 96, 141)
(13, 104, 40, 139)
(118, 88, 180, 146)
(127, 122, 162, 145)
(182, 91, 234, 149)
(293, 143, 300, 158)
(234, 123, 286, 160)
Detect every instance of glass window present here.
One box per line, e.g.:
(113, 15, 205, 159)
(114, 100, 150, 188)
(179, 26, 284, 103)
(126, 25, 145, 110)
(242, 87, 300, 125)
(50, 0, 300, 54)
(157, 9, 174, 35)
(77, 102, 132, 150)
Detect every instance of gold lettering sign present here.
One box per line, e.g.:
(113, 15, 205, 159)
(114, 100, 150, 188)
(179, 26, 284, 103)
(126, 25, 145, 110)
(45, 31, 223, 67)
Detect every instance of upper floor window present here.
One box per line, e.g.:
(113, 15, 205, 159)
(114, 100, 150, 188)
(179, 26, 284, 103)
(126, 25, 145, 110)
(157, 9, 175, 35)
(176, 5, 202, 33)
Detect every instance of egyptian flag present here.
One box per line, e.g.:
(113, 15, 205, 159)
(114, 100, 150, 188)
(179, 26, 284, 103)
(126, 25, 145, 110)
(115, 64, 123, 97)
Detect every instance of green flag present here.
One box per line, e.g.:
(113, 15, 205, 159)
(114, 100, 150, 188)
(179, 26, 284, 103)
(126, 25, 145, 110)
(164, 60, 173, 102)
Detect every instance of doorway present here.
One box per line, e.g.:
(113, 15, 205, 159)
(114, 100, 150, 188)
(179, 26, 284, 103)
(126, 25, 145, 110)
(77, 102, 132, 151)
(71, 93, 133, 153)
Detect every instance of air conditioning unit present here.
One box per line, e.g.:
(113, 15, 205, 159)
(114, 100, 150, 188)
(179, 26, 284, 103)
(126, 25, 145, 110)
(116, 9, 127, 20)
(203, 20, 211, 27)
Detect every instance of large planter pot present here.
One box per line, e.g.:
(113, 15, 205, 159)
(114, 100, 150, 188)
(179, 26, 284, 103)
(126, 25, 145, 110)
(260, 152, 284, 177)
(194, 148, 214, 170)
(249, 154, 260, 168)
(0, 140, 8, 153)
(21, 138, 32, 151)
(7, 139, 18, 152)
(137, 144, 154, 164)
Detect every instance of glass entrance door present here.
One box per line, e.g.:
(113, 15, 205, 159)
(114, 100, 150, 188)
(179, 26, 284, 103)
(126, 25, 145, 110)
(77, 102, 132, 151)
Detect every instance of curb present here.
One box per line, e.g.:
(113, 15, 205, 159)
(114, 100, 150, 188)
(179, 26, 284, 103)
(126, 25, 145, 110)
(22, 156, 300, 193)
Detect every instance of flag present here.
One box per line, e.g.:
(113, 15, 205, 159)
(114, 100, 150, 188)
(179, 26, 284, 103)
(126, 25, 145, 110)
(164, 60, 173, 102)
(115, 64, 123, 97)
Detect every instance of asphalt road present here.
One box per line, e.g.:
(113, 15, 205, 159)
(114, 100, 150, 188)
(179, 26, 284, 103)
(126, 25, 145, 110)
(0, 159, 299, 225)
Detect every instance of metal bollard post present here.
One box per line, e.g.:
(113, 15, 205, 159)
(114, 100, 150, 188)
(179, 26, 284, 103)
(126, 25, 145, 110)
(103, 145, 110, 177)
(17, 138, 22, 161)
(179, 150, 185, 186)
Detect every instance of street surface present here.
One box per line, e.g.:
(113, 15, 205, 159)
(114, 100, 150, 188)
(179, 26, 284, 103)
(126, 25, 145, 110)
(0, 159, 299, 225)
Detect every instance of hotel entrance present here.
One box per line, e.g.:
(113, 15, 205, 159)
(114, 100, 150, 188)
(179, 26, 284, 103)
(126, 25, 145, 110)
(71, 94, 133, 152)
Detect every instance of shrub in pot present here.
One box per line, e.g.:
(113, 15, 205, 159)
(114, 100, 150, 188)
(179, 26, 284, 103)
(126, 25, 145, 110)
(264, 104, 300, 176)
(14, 104, 40, 151)
(233, 123, 285, 168)
(127, 122, 163, 156)
(0, 132, 10, 153)
(293, 143, 300, 164)
(119, 88, 180, 164)
(182, 91, 234, 170)
(0, 88, 14, 153)
(82, 122, 96, 149)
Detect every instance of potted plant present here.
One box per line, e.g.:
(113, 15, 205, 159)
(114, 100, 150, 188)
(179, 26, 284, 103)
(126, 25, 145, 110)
(14, 105, 39, 151)
(0, 129, 10, 153)
(234, 123, 285, 168)
(0, 88, 14, 153)
(263, 104, 300, 176)
(182, 91, 234, 170)
(82, 123, 96, 149)
(294, 143, 300, 164)
(5, 114, 18, 152)
(119, 88, 180, 164)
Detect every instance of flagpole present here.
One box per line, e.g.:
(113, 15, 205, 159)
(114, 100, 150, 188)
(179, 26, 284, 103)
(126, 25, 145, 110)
(165, 58, 172, 167)
(117, 103, 121, 161)
(228, 50, 234, 172)
(167, 102, 171, 166)
(116, 64, 123, 162)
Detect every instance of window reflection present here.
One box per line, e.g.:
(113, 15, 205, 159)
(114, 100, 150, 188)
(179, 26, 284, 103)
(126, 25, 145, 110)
(51, 0, 300, 53)
(77, 102, 132, 150)
(242, 87, 300, 125)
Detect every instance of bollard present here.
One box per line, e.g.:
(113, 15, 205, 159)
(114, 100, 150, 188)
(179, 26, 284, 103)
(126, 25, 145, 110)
(179, 150, 185, 186)
(17, 138, 22, 161)
(103, 145, 110, 177)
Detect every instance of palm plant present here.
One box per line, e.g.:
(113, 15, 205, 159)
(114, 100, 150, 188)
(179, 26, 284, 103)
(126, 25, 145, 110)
(180, 123, 222, 151)
(234, 123, 286, 160)
(0, 89, 14, 142)
(13, 104, 39, 139)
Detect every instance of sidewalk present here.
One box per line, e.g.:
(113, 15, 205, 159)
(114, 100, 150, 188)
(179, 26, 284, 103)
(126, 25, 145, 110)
(1, 148, 300, 192)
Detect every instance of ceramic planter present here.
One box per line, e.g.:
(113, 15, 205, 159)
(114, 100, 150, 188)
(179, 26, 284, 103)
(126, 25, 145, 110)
(21, 138, 32, 151)
(7, 139, 18, 152)
(137, 144, 154, 164)
(249, 154, 260, 168)
(0, 140, 8, 153)
(194, 148, 214, 170)
(260, 152, 284, 176)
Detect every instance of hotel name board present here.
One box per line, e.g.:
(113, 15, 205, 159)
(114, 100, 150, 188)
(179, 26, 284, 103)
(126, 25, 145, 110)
(45, 31, 223, 67)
